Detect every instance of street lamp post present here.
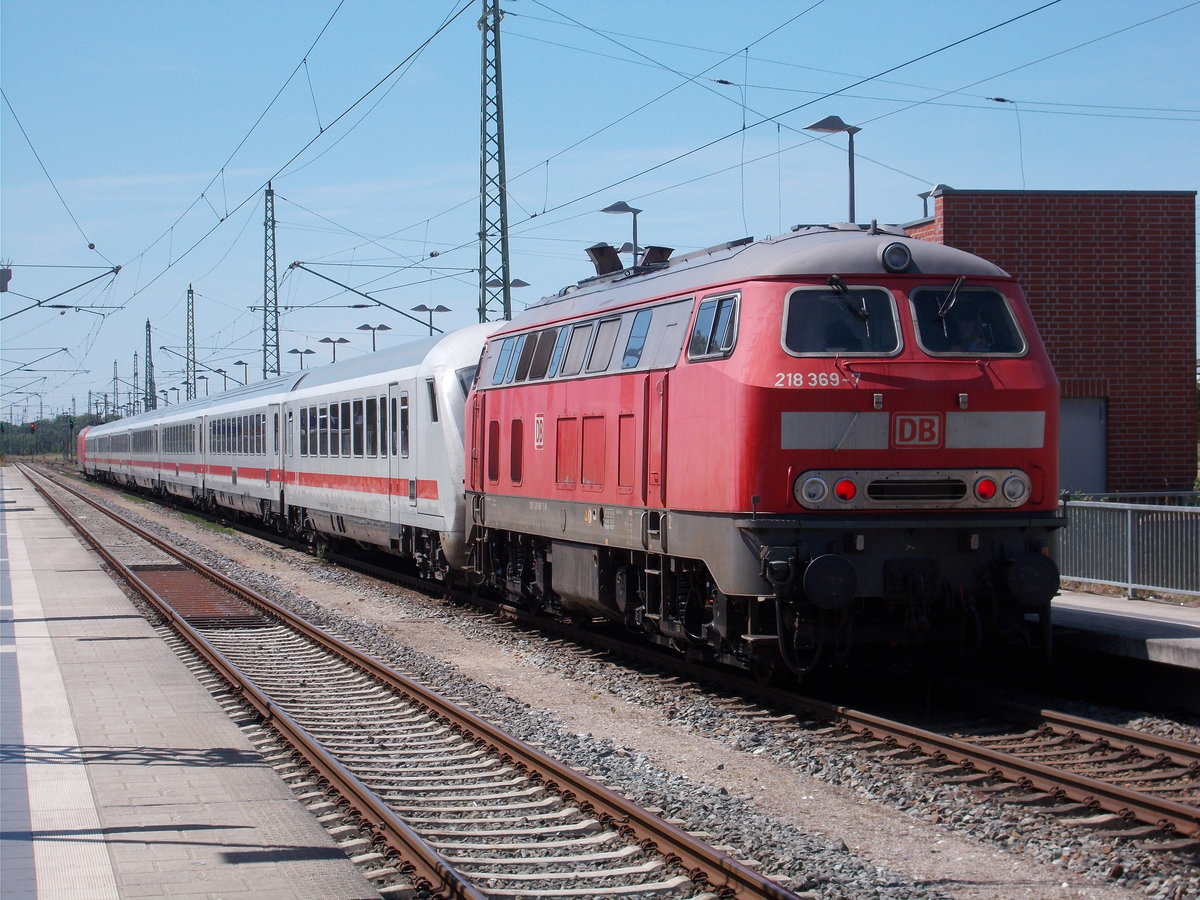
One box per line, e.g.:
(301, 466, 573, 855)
(357, 323, 392, 351)
(602, 201, 642, 267)
(234, 359, 249, 384)
(197, 374, 209, 396)
(159, 389, 169, 406)
(288, 348, 316, 370)
(318, 336, 350, 362)
(215, 369, 228, 390)
(804, 115, 862, 223)
(170, 386, 180, 404)
(412, 304, 450, 336)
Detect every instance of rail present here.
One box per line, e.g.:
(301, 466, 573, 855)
(1058, 495, 1200, 598)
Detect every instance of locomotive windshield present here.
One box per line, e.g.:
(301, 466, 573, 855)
(910, 287, 1026, 356)
(783, 286, 899, 356)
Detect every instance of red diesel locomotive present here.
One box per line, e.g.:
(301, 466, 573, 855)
(465, 223, 1064, 675)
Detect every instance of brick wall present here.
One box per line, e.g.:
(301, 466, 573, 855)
(905, 189, 1197, 491)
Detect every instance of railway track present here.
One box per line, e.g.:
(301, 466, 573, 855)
(23, 464, 797, 899)
(37, 464, 1200, 867)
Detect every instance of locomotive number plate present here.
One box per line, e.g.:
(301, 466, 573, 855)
(775, 371, 843, 387)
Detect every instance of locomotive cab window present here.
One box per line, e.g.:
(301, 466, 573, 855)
(783, 286, 899, 356)
(688, 294, 738, 360)
(909, 286, 1026, 356)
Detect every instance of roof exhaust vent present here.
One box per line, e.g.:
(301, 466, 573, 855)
(639, 246, 673, 268)
(586, 242, 624, 276)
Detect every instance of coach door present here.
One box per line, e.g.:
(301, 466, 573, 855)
(387, 383, 416, 523)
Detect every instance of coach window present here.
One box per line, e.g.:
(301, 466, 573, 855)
(622, 310, 653, 368)
(487, 420, 501, 483)
(318, 405, 330, 456)
(399, 393, 410, 458)
(783, 286, 899, 356)
(688, 294, 738, 360)
(299, 407, 309, 456)
(390, 397, 397, 456)
(558, 323, 593, 378)
(378, 396, 387, 457)
(510, 419, 523, 483)
(426, 379, 439, 422)
(340, 401, 352, 455)
(353, 399, 365, 456)
(365, 398, 378, 457)
(287, 411, 294, 456)
(587, 318, 622, 373)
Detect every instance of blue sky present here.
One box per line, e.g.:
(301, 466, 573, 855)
(2, 0, 1197, 419)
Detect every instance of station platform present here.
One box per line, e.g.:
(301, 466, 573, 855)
(0, 465, 380, 900)
(1052, 588, 1200, 671)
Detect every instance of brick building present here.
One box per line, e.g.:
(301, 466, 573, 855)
(904, 188, 1197, 493)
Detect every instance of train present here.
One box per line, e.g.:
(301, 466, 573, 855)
(81, 222, 1065, 678)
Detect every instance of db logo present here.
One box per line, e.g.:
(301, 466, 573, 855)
(533, 413, 545, 450)
(892, 413, 942, 448)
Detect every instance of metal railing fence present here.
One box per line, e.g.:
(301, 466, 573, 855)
(1058, 495, 1200, 597)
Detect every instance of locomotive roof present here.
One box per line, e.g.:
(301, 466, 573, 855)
(508, 224, 1010, 330)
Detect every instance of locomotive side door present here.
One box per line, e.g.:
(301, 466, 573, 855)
(646, 371, 668, 508)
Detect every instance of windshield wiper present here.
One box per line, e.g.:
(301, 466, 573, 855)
(936, 276, 965, 320)
(829, 274, 871, 339)
(829, 275, 869, 319)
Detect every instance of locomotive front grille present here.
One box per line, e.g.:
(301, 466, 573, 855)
(867, 479, 966, 501)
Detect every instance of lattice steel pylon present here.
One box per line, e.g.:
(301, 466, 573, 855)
(186, 284, 196, 400)
(132, 351, 140, 415)
(478, 0, 513, 322)
(145, 320, 157, 410)
(263, 181, 280, 378)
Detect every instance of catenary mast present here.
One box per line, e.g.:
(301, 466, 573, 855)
(478, 0, 513, 322)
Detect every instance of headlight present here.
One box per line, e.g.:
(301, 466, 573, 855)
(1002, 474, 1030, 503)
(880, 241, 913, 272)
(796, 476, 828, 505)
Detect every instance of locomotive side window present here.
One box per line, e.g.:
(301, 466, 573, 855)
(503, 335, 526, 384)
(782, 287, 899, 356)
(491, 338, 515, 385)
(910, 287, 1026, 356)
(622, 310, 653, 368)
(688, 294, 738, 359)
(586, 318, 622, 373)
(487, 420, 500, 483)
(546, 327, 570, 378)
(510, 419, 523, 483)
(513, 334, 540, 382)
(559, 324, 593, 377)
(528, 328, 559, 380)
